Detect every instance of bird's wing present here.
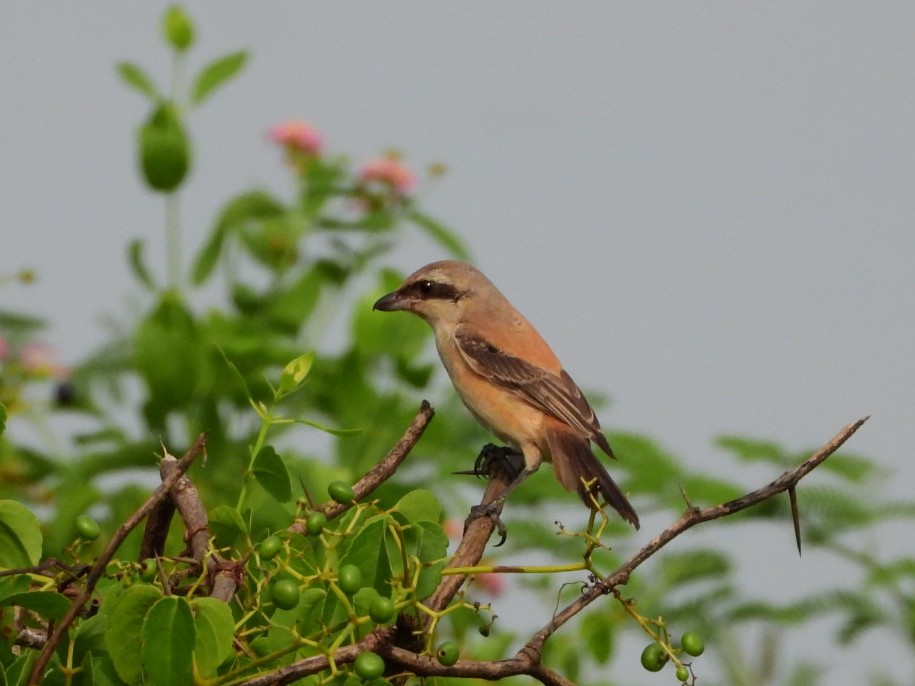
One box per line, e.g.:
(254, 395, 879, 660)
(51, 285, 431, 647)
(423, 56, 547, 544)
(454, 325, 613, 456)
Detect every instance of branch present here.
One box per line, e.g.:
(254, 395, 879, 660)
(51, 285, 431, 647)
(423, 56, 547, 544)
(424, 457, 514, 615)
(28, 433, 208, 686)
(159, 457, 243, 601)
(289, 401, 435, 534)
(520, 415, 870, 660)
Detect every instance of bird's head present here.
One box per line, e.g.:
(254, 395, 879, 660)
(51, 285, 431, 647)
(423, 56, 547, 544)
(373, 260, 488, 325)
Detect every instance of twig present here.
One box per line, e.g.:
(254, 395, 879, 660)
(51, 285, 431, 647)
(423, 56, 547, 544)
(289, 401, 435, 534)
(27, 433, 207, 685)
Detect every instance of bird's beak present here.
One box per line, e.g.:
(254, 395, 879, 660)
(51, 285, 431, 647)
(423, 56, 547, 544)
(373, 290, 409, 312)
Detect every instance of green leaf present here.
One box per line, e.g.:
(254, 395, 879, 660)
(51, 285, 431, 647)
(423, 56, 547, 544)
(191, 597, 234, 677)
(81, 655, 126, 686)
(716, 435, 790, 466)
(115, 61, 160, 99)
(0, 500, 42, 568)
(191, 51, 248, 106)
(141, 596, 196, 686)
(279, 352, 314, 395)
(268, 588, 326, 652)
(659, 549, 730, 586)
(4, 653, 38, 686)
(407, 210, 470, 260)
(1, 591, 70, 620)
(0, 575, 29, 603)
(339, 517, 393, 596)
(106, 584, 162, 685)
(392, 489, 441, 524)
(0, 310, 46, 336)
(208, 505, 248, 548)
(133, 292, 205, 424)
(192, 190, 286, 285)
(127, 238, 157, 291)
(353, 270, 430, 359)
(817, 452, 881, 483)
(252, 446, 292, 503)
(0, 404, 6, 436)
(162, 5, 195, 52)
(677, 475, 744, 506)
(581, 610, 614, 664)
(413, 521, 448, 599)
(264, 263, 335, 333)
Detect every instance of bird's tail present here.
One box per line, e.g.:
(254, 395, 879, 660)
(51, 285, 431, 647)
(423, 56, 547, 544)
(547, 429, 640, 529)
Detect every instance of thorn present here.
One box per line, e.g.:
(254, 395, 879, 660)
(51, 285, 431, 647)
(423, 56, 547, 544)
(788, 486, 802, 556)
(678, 483, 694, 510)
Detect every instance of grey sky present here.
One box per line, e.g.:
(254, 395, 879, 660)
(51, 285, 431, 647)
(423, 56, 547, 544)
(3, 3, 914, 683)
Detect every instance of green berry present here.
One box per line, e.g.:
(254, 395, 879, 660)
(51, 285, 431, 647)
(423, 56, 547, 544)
(640, 643, 667, 672)
(328, 480, 355, 504)
(353, 650, 384, 679)
(251, 636, 271, 657)
(139, 558, 157, 582)
(681, 632, 705, 657)
(258, 535, 282, 559)
(436, 641, 459, 666)
(75, 515, 101, 541)
(306, 512, 327, 536)
(337, 564, 362, 594)
(271, 579, 300, 610)
(676, 665, 690, 682)
(369, 596, 396, 624)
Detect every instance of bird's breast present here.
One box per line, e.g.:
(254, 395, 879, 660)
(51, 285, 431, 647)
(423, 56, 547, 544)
(434, 330, 545, 450)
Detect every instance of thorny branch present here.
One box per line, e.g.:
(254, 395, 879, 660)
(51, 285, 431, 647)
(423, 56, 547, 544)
(15, 412, 868, 686)
(27, 433, 208, 686)
(240, 415, 868, 685)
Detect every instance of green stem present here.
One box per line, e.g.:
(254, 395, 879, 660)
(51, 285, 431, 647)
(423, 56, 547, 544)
(442, 561, 588, 576)
(164, 50, 186, 291)
(236, 409, 274, 509)
(165, 191, 182, 290)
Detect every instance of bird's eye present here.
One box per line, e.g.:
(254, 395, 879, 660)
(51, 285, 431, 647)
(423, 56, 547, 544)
(418, 280, 434, 295)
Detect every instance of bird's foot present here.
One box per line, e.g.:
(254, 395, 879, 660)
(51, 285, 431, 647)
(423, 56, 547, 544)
(471, 444, 525, 480)
(464, 501, 508, 547)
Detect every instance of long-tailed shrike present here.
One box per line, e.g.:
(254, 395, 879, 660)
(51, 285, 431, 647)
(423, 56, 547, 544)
(373, 260, 639, 528)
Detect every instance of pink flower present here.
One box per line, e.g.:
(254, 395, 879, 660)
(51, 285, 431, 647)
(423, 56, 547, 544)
(474, 571, 505, 597)
(357, 156, 416, 195)
(268, 120, 323, 157)
(20, 342, 69, 379)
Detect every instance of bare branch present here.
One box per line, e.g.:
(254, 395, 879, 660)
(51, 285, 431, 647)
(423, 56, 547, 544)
(289, 401, 435, 534)
(521, 416, 869, 660)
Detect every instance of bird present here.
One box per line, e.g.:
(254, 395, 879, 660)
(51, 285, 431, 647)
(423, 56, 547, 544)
(372, 260, 639, 529)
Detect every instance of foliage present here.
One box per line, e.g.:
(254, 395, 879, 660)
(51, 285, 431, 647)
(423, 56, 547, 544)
(1, 6, 913, 686)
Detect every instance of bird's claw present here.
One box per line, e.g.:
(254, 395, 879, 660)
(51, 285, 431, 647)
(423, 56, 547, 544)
(465, 502, 508, 547)
(471, 444, 525, 481)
